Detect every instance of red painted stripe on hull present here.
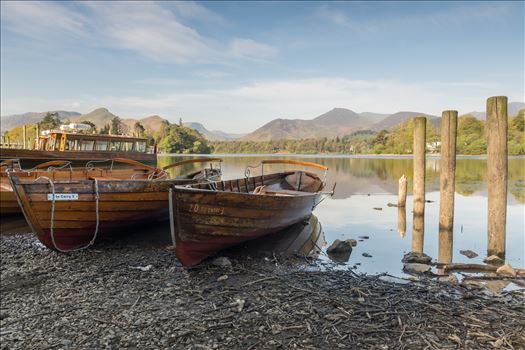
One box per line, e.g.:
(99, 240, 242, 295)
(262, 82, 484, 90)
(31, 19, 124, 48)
(37, 229, 108, 251)
(175, 225, 297, 266)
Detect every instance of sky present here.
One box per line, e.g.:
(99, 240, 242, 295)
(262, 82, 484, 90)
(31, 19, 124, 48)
(1, 1, 523, 133)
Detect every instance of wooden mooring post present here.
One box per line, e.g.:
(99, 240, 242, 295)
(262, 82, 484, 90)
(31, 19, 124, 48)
(486, 96, 508, 258)
(412, 117, 426, 253)
(438, 110, 457, 262)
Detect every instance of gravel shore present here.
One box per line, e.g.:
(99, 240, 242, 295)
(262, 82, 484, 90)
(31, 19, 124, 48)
(1, 230, 524, 349)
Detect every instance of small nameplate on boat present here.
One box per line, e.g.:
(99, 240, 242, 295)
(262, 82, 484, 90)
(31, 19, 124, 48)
(47, 193, 79, 201)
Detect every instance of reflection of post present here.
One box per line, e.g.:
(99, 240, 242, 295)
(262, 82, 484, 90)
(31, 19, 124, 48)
(397, 206, 406, 237)
(22, 125, 27, 149)
(486, 96, 508, 259)
(398, 174, 407, 207)
(439, 110, 457, 263)
(412, 117, 426, 253)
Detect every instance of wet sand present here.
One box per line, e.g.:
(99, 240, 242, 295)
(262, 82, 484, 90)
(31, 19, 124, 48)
(1, 222, 524, 349)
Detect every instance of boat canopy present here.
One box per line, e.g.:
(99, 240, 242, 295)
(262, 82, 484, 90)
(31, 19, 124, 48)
(37, 131, 149, 153)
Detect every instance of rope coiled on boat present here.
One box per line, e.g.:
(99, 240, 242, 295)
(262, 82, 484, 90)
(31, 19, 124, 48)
(33, 176, 100, 252)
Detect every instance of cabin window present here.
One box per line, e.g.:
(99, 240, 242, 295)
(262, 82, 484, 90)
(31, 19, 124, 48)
(135, 141, 146, 152)
(79, 140, 94, 151)
(110, 141, 121, 151)
(44, 138, 53, 151)
(66, 139, 78, 151)
(121, 141, 134, 152)
(94, 141, 108, 151)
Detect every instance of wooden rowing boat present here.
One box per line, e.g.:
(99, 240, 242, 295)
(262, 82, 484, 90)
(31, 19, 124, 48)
(9, 158, 222, 251)
(171, 159, 331, 266)
(1, 158, 160, 216)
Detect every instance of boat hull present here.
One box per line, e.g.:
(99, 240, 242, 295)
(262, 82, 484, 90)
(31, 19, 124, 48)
(10, 178, 194, 251)
(0, 189, 20, 215)
(173, 173, 323, 266)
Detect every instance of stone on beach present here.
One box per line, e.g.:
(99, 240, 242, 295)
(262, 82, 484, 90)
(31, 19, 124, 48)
(403, 263, 431, 274)
(327, 239, 353, 254)
(402, 252, 431, 264)
(212, 257, 232, 268)
(496, 264, 516, 277)
(327, 239, 353, 263)
(483, 255, 504, 266)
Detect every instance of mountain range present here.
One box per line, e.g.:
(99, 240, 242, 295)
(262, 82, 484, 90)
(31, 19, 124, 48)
(1, 102, 523, 141)
(240, 108, 440, 141)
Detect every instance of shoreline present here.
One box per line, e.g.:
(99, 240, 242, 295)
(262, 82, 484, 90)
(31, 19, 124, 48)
(158, 153, 525, 159)
(1, 232, 524, 349)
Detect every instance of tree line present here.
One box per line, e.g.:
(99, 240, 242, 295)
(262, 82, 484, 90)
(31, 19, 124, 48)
(2, 112, 212, 154)
(212, 111, 525, 155)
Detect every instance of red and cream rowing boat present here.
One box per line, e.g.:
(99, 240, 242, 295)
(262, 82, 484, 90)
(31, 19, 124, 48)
(9, 158, 222, 251)
(171, 159, 332, 266)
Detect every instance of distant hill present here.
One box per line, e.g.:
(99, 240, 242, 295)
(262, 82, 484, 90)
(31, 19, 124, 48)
(242, 108, 437, 141)
(1, 110, 81, 131)
(371, 111, 438, 131)
(184, 122, 245, 141)
(71, 107, 119, 128)
(465, 101, 525, 120)
(243, 108, 378, 141)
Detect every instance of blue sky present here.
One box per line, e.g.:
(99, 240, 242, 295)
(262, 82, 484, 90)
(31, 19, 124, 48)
(1, 1, 523, 132)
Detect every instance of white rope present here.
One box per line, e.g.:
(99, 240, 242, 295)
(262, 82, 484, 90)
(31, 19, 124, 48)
(33, 176, 100, 252)
(168, 188, 176, 246)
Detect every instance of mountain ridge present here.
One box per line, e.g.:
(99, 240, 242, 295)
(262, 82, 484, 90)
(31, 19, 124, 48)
(2, 101, 523, 141)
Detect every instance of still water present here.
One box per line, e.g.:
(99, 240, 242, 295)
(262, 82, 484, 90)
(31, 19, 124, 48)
(159, 155, 524, 278)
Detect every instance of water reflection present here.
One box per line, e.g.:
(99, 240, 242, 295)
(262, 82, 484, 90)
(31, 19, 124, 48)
(158, 155, 525, 203)
(159, 155, 524, 282)
(225, 215, 325, 259)
(397, 207, 406, 237)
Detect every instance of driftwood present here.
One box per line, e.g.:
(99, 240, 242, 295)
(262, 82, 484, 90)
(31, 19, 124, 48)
(444, 263, 497, 272)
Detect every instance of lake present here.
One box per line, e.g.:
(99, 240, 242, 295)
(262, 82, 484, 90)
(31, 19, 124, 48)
(159, 154, 524, 281)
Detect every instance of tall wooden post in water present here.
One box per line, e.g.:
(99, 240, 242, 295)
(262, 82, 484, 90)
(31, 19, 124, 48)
(438, 110, 457, 265)
(412, 117, 426, 253)
(486, 96, 508, 258)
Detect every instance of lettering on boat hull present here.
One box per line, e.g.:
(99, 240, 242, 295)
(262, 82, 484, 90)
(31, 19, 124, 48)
(47, 193, 79, 201)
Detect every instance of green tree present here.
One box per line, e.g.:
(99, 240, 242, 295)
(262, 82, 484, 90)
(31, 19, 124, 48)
(134, 122, 145, 137)
(100, 124, 110, 134)
(110, 116, 122, 135)
(159, 125, 211, 154)
(38, 112, 61, 130)
(81, 120, 97, 133)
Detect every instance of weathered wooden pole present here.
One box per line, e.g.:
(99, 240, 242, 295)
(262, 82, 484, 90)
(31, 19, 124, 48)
(412, 117, 426, 253)
(486, 96, 508, 258)
(398, 174, 407, 207)
(438, 110, 458, 260)
(22, 125, 27, 149)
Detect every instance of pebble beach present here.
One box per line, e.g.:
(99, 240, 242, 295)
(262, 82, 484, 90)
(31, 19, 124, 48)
(1, 227, 524, 350)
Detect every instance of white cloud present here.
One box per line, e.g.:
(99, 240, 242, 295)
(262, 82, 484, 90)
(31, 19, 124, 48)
(229, 38, 278, 61)
(3, 75, 522, 134)
(6, 77, 509, 133)
(0, 1, 87, 40)
(317, 3, 514, 32)
(0, 1, 276, 64)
